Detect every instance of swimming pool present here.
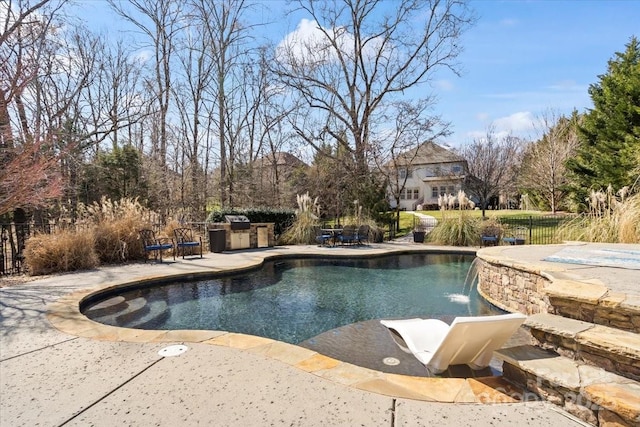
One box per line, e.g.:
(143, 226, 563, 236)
(83, 253, 499, 345)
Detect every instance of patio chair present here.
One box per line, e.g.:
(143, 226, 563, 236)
(173, 227, 203, 259)
(314, 226, 332, 246)
(481, 225, 502, 246)
(502, 226, 527, 245)
(338, 225, 358, 245)
(356, 224, 370, 245)
(139, 229, 174, 263)
(380, 313, 526, 374)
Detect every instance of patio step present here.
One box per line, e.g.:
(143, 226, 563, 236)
(523, 313, 640, 382)
(126, 300, 169, 329)
(496, 345, 640, 427)
(88, 296, 169, 330)
(83, 295, 128, 318)
(86, 296, 146, 326)
(114, 297, 150, 325)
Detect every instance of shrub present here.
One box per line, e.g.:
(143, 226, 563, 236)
(24, 229, 99, 275)
(206, 207, 296, 240)
(618, 193, 640, 243)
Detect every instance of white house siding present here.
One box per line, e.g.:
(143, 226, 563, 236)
(392, 163, 466, 211)
(387, 141, 469, 211)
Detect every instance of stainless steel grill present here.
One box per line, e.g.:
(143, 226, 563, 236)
(225, 215, 250, 230)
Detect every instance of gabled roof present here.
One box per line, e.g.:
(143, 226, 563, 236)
(395, 141, 464, 166)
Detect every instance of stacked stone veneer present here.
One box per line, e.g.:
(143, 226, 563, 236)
(476, 259, 551, 315)
(477, 251, 640, 426)
(476, 259, 640, 333)
(548, 290, 640, 334)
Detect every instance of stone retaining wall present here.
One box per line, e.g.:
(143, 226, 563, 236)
(476, 259, 551, 315)
(477, 258, 640, 333)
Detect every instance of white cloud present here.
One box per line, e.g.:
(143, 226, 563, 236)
(276, 18, 385, 68)
(493, 111, 536, 133)
(464, 111, 541, 143)
(132, 50, 152, 64)
(465, 130, 486, 140)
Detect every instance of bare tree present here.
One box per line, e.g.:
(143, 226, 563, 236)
(83, 38, 149, 154)
(172, 0, 217, 217)
(0, 0, 83, 216)
(519, 111, 581, 213)
(372, 100, 448, 229)
(271, 0, 474, 182)
(1, 0, 66, 149)
(458, 128, 524, 217)
(109, 0, 183, 218)
(200, 0, 258, 208)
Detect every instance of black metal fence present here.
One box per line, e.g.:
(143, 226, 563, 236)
(1, 223, 54, 276)
(498, 214, 577, 245)
(0, 215, 578, 276)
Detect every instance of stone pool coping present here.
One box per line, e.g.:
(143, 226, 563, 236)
(45, 243, 528, 404)
(477, 242, 640, 316)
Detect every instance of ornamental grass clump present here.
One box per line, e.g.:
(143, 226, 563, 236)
(341, 199, 385, 241)
(279, 193, 321, 245)
(556, 186, 639, 243)
(427, 190, 481, 246)
(78, 197, 159, 262)
(24, 229, 99, 275)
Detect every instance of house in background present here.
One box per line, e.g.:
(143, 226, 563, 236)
(388, 141, 468, 211)
(251, 152, 309, 208)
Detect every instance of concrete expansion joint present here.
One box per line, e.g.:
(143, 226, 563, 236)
(389, 398, 397, 427)
(56, 356, 164, 426)
(0, 336, 79, 363)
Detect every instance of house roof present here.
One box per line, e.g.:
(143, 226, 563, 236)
(394, 141, 465, 166)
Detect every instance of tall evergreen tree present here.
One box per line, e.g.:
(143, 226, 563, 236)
(567, 37, 640, 209)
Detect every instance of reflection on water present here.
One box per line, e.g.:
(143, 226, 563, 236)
(83, 254, 500, 344)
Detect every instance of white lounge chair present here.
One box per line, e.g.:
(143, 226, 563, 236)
(380, 313, 526, 374)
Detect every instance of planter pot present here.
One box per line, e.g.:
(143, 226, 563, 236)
(413, 231, 426, 243)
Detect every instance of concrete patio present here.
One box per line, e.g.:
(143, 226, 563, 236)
(1, 242, 600, 426)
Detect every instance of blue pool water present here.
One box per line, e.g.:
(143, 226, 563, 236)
(83, 253, 498, 344)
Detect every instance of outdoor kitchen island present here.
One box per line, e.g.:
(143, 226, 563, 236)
(208, 215, 275, 251)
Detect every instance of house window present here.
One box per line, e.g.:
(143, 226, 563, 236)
(452, 164, 462, 174)
(440, 186, 448, 195)
(399, 168, 413, 179)
(401, 188, 419, 200)
(431, 187, 438, 198)
(448, 185, 455, 194)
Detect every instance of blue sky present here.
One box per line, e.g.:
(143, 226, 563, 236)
(76, 0, 639, 148)
(435, 0, 640, 146)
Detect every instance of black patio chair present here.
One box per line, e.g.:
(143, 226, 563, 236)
(339, 225, 358, 245)
(173, 227, 203, 259)
(139, 229, 174, 262)
(314, 226, 332, 246)
(356, 224, 370, 245)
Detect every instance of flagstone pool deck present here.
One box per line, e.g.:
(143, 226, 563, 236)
(2, 241, 636, 426)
